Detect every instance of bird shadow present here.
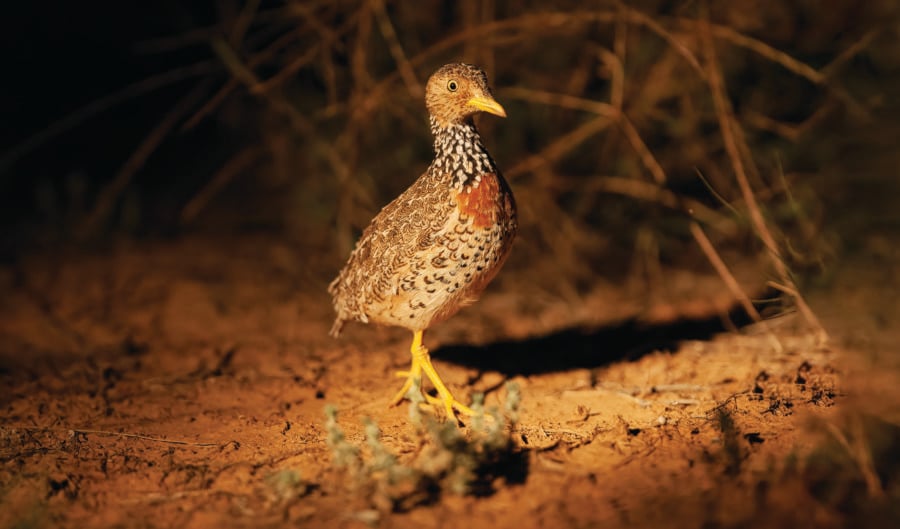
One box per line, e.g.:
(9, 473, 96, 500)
(434, 307, 756, 377)
(422, 306, 759, 495)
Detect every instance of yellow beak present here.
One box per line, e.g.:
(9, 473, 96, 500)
(467, 95, 507, 118)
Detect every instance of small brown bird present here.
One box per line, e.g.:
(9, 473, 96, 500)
(328, 63, 517, 419)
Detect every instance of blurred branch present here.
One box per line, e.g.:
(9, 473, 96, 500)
(822, 28, 883, 77)
(698, 14, 828, 343)
(181, 27, 303, 131)
(501, 87, 618, 117)
(621, 7, 704, 76)
(506, 114, 615, 181)
(679, 17, 871, 121)
(344, 7, 712, 136)
(210, 38, 259, 87)
(180, 145, 265, 225)
(823, 409, 886, 499)
(690, 221, 781, 352)
(183, 4, 362, 131)
(619, 115, 666, 185)
(208, 35, 356, 250)
(133, 3, 327, 53)
(595, 47, 624, 111)
(766, 281, 827, 344)
(500, 86, 667, 187)
(228, 0, 262, 47)
(76, 83, 210, 239)
(135, 27, 224, 54)
(0, 62, 217, 177)
(372, 0, 422, 97)
(701, 20, 824, 82)
(742, 109, 803, 142)
(256, 43, 322, 93)
(557, 175, 736, 234)
(700, 22, 778, 260)
(208, 37, 350, 178)
(357, 11, 616, 121)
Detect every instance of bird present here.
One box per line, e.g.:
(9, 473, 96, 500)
(328, 63, 517, 420)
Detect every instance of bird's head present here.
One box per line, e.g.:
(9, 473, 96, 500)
(425, 63, 506, 128)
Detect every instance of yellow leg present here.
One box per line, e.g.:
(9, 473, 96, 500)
(390, 330, 475, 418)
(390, 355, 422, 406)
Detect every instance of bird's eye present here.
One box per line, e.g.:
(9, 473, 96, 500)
(447, 80, 458, 92)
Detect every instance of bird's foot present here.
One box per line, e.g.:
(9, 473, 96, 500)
(390, 370, 474, 419)
(389, 372, 419, 408)
(389, 331, 475, 422)
(437, 394, 476, 417)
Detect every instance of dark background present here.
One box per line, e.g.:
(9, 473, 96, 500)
(1, 0, 898, 281)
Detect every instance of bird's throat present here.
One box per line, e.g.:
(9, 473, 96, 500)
(429, 118, 498, 191)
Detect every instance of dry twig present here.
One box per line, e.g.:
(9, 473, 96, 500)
(372, 0, 422, 97)
(690, 221, 781, 352)
(0, 62, 217, 176)
(13, 426, 220, 447)
(698, 15, 826, 344)
(76, 83, 210, 239)
(180, 145, 266, 224)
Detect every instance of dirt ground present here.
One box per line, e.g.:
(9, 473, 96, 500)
(1, 234, 897, 528)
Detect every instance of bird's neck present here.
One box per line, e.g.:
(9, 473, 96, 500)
(429, 117, 497, 191)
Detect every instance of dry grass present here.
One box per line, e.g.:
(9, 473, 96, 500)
(3, 1, 888, 339)
(166, 2, 878, 286)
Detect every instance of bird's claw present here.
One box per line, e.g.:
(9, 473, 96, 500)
(390, 375, 475, 419)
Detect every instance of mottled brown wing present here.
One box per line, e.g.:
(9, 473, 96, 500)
(328, 173, 452, 335)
